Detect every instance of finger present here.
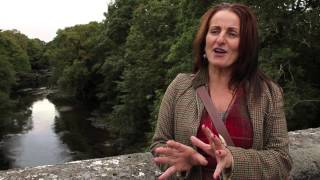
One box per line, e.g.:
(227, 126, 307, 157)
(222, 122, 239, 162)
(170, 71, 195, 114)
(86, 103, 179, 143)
(216, 149, 232, 169)
(213, 161, 224, 180)
(155, 146, 176, 157)
(166, 140, 188, 152)
(202, 126, 216, 148)
(201, 126, 217, 152)
(193, 152, 208, 166)
(218, 134, 227, 147)
(190, 136, 214, 157)
(158, 166, 176, 180)
(212, 134, 224, 150)
(154, 146, 167, 154)
(190, 136, 210, 149)
(153, 156, 173, 165)
(201, 125, 214, 144)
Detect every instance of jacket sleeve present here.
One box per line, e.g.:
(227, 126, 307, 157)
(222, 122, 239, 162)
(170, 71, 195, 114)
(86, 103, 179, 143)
(227, 84, 292, 179)
(149, 74, 180, 176)
(150, 75, 179, 151)
(150, 74, 194, 180)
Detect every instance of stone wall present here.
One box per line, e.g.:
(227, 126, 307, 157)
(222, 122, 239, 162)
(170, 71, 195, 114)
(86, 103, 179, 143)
(0, 127, 319, 180)
(288, 128, 320, 180)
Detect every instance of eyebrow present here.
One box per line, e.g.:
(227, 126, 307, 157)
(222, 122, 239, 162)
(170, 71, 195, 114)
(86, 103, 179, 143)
(209, 26, 239, 31)
(228, 27, 239, 31)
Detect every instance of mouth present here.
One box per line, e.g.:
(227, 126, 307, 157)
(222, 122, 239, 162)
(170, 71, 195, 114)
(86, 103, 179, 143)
(213, 47, 227, 54)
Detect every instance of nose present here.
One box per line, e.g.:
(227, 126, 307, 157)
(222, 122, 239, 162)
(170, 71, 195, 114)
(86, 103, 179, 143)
(216, 32, 226, 44)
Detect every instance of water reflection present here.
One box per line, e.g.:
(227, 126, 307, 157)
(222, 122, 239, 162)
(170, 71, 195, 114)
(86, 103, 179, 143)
(2, 99, 70, 168)
(0, 92, 34, 169)
(53, 103, 112, 160)
(0, 91, 117, 170)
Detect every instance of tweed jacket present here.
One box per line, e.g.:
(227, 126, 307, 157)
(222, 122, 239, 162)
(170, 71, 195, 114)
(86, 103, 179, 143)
(150, 70, 292, 180)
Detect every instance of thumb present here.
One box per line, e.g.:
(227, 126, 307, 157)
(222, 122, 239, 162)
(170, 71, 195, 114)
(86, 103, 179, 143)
(213, 162, 224, 179)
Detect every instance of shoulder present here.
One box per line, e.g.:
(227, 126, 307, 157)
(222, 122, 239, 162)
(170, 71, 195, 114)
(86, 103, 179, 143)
(247, 79, 284, 110)
(261, 80, 283, 101)
(258, 80, 284, 113)
(169, 73, 194, 90)
(163, 73, 195, 101)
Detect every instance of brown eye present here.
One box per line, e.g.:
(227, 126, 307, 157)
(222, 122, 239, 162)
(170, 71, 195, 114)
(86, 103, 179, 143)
(210, 29, 220, 35)
(228, 31, 239, 38)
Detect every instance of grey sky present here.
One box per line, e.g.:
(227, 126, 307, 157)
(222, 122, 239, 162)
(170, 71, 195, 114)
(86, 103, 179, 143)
(0, 0, 111, 42)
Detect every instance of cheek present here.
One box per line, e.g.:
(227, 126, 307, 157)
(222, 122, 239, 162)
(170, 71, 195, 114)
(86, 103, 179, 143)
(204, 41, 210, 51)
(229, 41, 240, 61)
(232, 39, 240, 51)
(205, 34, 215, 47)
(229, 43, 239, 58)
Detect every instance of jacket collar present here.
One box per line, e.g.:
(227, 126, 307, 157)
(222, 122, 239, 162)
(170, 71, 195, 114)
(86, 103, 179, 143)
(192, 68, 209, 89)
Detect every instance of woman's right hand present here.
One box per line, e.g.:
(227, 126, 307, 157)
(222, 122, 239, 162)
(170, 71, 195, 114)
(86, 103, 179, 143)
(191, 125, 234, 179)
(153, 140, 208, 180)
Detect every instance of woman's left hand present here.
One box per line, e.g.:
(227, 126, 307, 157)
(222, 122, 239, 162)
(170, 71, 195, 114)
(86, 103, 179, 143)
(191, 125, 234, 179)
(153, 140, 208, 180)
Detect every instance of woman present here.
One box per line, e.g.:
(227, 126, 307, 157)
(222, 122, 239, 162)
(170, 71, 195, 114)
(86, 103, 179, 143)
(150, 3, 292, 180)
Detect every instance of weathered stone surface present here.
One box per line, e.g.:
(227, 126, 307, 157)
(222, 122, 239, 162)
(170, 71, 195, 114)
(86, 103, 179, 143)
(0, 127, 319, 180)
(0, 153, 161, 180)
(289, 128, 320, 180)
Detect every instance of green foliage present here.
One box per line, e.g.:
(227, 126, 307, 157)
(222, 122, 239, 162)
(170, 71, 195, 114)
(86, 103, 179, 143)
(102, 0, 180, 142)
(42, 0, 320, 146)
(58, 60, 89, 97)
(94, 0, 140, 114)
(45, 22, 103, 100)
(0, 0, 317, 153)
(0, 30, 42, 113)
(27, 39, 47, 70)
(0, 30, 31, 74)
(254, 0, 320, 130)
(0, 59, 15, 112)
(0, 58, 15, 93)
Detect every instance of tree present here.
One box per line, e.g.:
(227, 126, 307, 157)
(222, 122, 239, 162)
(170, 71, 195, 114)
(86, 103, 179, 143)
(94, 0, 141, 113)
(42, 0, 320, 148)
(0, 30, 31, 75)
(0, 59, 15, 112)
(45, 22, 103, 101)
(101, 0, 181, 143)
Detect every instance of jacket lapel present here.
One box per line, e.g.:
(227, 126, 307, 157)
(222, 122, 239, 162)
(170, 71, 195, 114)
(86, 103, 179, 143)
(246, 85, 263, 150)
(191, 69, 207, 137)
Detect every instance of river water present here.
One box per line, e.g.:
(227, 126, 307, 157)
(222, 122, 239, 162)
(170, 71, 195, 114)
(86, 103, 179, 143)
(0, 89, 117, 170)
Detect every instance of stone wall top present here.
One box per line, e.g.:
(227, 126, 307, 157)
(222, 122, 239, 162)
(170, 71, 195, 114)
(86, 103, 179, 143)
(0, 127, 319, 180)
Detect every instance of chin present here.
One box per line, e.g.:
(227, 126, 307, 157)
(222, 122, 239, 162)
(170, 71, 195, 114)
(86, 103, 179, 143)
(210, 62, 233, 69)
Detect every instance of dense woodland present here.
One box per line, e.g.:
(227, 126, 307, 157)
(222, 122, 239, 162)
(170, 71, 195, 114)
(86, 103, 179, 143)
(1, 0, 319, 147)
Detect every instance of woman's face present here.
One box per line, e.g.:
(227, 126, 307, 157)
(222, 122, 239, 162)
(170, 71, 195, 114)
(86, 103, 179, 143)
(205, 10, 240, 70)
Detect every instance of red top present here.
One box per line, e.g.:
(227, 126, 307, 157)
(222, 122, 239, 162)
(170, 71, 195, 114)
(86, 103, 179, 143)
(196, 88, 253, 168)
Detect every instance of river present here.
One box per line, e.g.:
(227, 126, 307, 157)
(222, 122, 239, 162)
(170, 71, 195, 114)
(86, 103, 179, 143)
(0, 88, 118, 170)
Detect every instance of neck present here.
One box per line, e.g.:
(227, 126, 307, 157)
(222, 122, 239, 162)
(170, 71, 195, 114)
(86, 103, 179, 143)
(208, 65, 233, 91)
